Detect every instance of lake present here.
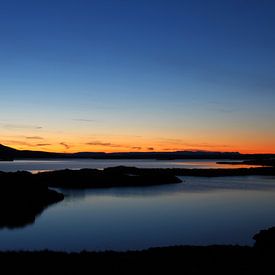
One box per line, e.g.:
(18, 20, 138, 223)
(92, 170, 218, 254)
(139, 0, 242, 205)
(0, 159, 274, 251)
(0, 158, 260, 173)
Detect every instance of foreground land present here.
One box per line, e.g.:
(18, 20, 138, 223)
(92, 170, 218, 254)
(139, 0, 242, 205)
(0, 245, 274, 274)
(1, 227, 274, 274)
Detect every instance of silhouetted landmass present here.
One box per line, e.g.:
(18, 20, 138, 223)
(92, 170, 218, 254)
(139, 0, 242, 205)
(2, 143, 275, 160)
(0, 157, 14, 161)
(0, 227, 273, 273)
(0, 144, 62, 160)
(217, 158, 275, 167)
(1, 166, 275, 192)
(35, 167, 182, 188)
(253, 226, 275, 249)
(0, 227, 275, 274)
(0, 171, 64, 228)
(19, 166, 275, 189)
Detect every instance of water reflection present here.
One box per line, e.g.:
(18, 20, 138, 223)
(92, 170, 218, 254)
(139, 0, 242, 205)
(0, 175, 275, 251)
(59, 176, 275, 201)
(0, 159, 261, 173)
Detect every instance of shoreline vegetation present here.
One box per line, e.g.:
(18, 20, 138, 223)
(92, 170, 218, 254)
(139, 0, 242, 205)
(0, 226, 274, 274)
(0, 229, 274, 275)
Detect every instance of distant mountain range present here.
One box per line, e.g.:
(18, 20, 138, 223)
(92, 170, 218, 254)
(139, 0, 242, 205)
(0, 144, 274, 160)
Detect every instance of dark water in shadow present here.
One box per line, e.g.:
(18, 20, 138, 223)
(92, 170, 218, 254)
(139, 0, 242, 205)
(0, 175, 274, 251)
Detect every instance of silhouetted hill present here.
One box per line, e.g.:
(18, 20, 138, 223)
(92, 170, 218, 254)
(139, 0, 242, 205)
(1, 143, 275, 160)
(0, 144, 18, 160)
(0, 144, 65, 160)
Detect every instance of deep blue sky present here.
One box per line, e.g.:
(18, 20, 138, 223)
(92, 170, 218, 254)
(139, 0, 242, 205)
(0, 0, 275, 153)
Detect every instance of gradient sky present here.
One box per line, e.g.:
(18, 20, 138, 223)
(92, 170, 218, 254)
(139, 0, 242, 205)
(1, 0, 275, 153)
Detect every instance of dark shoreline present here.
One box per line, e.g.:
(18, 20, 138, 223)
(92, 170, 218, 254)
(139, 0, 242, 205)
(1, 225, 275, 273)
(0, 245, 274, 274)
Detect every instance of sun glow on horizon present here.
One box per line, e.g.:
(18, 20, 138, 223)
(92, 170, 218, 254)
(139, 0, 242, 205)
(1, 1, 275, 156)
(2, 138, 275, 154)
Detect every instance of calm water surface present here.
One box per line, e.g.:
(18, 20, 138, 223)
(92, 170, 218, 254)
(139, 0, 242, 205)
(0, 171, 274, 251)
(0, 158, 260, 173)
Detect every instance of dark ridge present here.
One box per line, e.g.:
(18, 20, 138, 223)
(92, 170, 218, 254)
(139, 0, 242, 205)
(2, 143, 275, 160)
(0, 171, 64, 228)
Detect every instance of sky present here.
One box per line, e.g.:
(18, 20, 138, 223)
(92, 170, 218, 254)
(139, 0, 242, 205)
(0, 0, 275, 153)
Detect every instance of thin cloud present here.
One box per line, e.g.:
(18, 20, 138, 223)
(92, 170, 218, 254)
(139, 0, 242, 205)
(159, 138, 183, 143)
(35, 143, 51, 147)
(1, 140, 51, 148)
(158, 138, 230, 149)
(60, 142, 70, 149)
(207, 101, 237, 114)
(131, 146, 142, 150)
(72, 118, 96, 122)
(147, 147, 154, 151)
(25, 136, 44, 140)
(86, 141, 122, 147)
(2, 124, 42, 130)
(181, 142, 230, 148)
